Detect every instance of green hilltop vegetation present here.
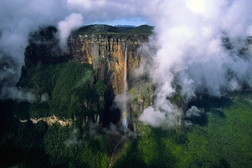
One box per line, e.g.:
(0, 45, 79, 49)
(72, 24, 154, 35)
(1, 60, 252, 167)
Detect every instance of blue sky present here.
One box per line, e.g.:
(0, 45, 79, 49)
(92, 17, 150, 26)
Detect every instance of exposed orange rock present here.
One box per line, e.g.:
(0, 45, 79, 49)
(68, 34, 148, 94)
(24, 32, 150, 128)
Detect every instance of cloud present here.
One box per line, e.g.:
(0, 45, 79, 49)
(185, 106, 204, 118)
(184, 106, 205, 127)
(0, 0, 70, 101)
(64, 128, 81, 147)
(140, 103, 182, 128)
(75, 70, 92, 88)
(40, 93, 49, 103)
(57, 13, 84, 50)
(0, 86, 36, 103)
(140, 107, 166, 127)
(139, 0, 252, 127)
(114, 91, 130, 128)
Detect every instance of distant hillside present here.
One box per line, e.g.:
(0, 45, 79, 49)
(126, 25, 153, 34)
(73, 24, 153, 35)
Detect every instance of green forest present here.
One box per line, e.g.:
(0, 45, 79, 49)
(1, 61, 252, 167)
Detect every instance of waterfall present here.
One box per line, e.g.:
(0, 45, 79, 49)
(123, 44, 128, 91)
(121, 44, 129, 128)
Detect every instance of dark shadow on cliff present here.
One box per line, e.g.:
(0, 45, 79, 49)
(102, 69, 119, 127)
(25, 26, 71, 70)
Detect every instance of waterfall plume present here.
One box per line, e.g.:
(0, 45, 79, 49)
(121, 43, 129, 128)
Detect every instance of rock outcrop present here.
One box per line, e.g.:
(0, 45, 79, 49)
(68, 34, 148, 94)
(24, 25, 152, 128)
(24, 27, 149, 95)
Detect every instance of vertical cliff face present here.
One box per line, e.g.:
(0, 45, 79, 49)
(68, 34, 149, 127)
(25, 32, 149, 95)
(24, 26, 71, 69)
(24, 26, 151, 127)
(68, 34, 147, 95)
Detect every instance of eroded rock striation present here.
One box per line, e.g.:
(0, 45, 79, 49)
(68, 34, 148, 95)
(25, 26, 150, 95)
(23, 25, 152, 128)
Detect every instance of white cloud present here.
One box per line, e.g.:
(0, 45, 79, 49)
(139, 0, 252, 127)
(57, 13, 84, 50)
(185, 106, 204, 118)
(0, 87, 36, 103)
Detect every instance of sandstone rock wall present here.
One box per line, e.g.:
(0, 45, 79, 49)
(25, 33, 149, 95)
(24, 32, 151, 128)
(68, 34, 148, 94)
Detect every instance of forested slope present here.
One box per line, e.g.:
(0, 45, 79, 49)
(1, 61, 252, 167)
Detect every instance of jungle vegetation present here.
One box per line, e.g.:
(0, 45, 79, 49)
(1, 61, 252, 168)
